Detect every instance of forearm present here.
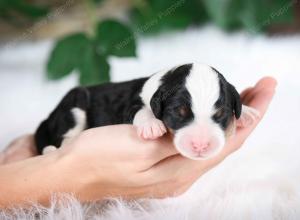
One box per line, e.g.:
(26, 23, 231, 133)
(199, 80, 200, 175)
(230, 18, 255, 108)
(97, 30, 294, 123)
(0, 151, 83, 207)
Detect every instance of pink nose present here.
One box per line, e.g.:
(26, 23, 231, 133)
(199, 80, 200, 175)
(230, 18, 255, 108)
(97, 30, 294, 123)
(191, 141, 210, 153)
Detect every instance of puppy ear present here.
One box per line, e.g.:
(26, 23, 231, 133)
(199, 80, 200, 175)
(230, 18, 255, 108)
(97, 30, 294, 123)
(228, 84, 242, 119)
(150, 88, 164, 119)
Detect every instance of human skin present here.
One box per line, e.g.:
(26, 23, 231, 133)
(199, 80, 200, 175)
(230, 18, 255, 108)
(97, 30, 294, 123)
(0, 77, 277, 208)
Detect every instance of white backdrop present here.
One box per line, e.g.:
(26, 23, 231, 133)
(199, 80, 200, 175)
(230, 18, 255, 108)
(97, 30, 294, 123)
(0, 25, 300, 219)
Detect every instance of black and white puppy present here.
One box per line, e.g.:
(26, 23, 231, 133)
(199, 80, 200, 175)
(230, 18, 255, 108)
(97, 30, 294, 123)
(35, 63, 259, 160)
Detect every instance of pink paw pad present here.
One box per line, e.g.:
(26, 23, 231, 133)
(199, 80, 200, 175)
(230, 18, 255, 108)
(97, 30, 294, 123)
(137, 119, 167, 139)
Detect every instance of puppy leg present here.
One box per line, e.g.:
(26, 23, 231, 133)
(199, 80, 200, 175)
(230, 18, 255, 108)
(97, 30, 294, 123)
(237, 105, 260, 128)
(133, 107, 167, 139)
(41, 108, 86, 155)
(35, 87, 90, 154)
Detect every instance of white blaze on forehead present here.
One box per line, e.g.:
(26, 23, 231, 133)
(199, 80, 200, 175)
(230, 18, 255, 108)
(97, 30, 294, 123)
(185, 63, 220, 118)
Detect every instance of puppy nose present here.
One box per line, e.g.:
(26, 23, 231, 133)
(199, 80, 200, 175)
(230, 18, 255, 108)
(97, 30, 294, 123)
(191, 141, 210, 153)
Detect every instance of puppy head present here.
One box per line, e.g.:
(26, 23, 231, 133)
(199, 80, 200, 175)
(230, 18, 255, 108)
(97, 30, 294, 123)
(148, 63, 241, 160)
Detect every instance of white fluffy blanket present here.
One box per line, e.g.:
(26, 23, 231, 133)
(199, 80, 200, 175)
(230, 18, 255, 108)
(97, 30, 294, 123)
(0, 25, 300, 219)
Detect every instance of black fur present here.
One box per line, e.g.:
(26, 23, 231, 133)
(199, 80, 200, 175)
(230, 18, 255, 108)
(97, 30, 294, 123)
(212, 68, 242, 130)
(150, 64, 194, 130)
(35, 78, 147, 154)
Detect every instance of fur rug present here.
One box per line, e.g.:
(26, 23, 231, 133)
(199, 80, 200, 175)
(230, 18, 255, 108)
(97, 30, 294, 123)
(0, 25, 300, 219)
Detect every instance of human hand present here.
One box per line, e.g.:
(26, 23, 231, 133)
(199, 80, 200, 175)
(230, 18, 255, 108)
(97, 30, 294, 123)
(56, 77, 276, 201)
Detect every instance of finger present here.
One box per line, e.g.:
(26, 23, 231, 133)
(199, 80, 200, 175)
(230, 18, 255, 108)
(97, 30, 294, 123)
(240, 87, 253, 101)
(242, 77, 277, 106)
(243, 77, 277, 116)
(255, 76, 277, 90)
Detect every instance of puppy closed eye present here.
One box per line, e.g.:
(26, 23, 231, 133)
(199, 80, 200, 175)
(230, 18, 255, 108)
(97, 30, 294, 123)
(177, 106, 190, 117)
(214, 108, 231, 120)
(213, 107, 233, 129)
(215, 109, 225, 118)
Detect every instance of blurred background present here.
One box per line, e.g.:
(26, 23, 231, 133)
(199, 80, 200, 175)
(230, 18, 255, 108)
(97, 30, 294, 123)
(0, 0, 300, 148)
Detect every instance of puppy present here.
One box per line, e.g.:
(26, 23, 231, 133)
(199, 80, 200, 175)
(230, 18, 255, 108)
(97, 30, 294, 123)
(35, 63, 259, 159)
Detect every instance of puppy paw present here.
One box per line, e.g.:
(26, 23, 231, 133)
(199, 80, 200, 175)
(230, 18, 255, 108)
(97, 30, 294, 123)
(137, 118, 167, 139)
(42, 145, 57, 154)
(237, 105, 260, 128)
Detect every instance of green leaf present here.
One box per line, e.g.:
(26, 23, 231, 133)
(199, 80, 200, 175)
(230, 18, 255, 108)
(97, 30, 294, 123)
(130, 0, 294, 34)
(201, 0, 294, 32)
(0, 0, 49, 25)
(130, 0, 208, 35)
(95, 19, 136, 57)
(201, 0, 242, 30)
(239, 0, 294, 32)
(12, 0, 49, 18)
(4, 0, 48, 19)
(79, 46, 110, 86)
(47, 33, 90, 80)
